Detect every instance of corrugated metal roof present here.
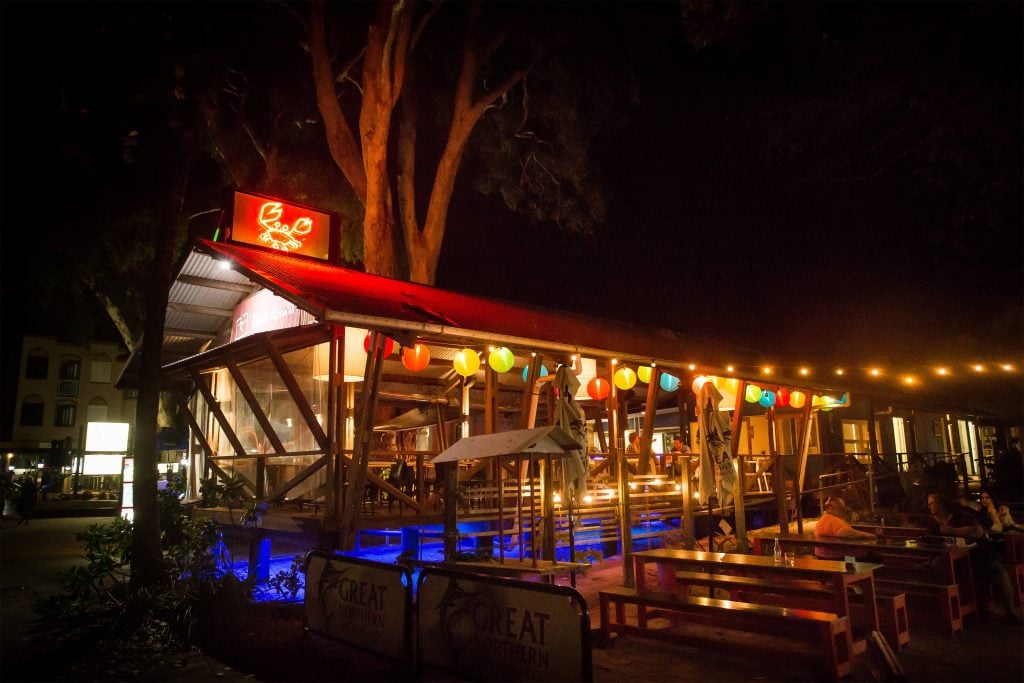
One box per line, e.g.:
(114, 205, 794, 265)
(195, 239, 735, 372)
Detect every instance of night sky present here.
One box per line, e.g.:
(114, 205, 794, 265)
(2, 1, 1021, 427)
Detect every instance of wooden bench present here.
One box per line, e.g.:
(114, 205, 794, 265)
(599, 586, 853, 679)
(875, 579, 962, 637)
(875, 590, 910, 651)
(671, 570, 882, 654)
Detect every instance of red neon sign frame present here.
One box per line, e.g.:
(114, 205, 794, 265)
(227, 190, 337, 262)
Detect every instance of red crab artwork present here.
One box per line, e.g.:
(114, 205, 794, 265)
(257, 201, 313, 252)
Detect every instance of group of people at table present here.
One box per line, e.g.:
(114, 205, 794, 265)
(814, 488, 1023, 623)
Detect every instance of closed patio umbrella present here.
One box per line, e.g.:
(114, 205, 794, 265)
(554, 365, 588, 495)
(697, 381, 735, 507)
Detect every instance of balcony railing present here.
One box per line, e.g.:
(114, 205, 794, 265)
(56, 379, 79, 397)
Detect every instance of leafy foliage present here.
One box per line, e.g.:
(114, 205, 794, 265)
(33, 482, 237, 656)
(262, 554, 306, 600)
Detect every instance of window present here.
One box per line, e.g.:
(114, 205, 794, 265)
(55, 402, 77, 427)
(91, 354, 112, 383)
(87, 397, 109, 422)
(57, 357, 81, 397)
(841, 420, 872, 457)
(19, 395, 44, 426)
(25, 348, 48, 380)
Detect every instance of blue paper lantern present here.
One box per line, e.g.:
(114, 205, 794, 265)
(522, 364, 548, 383)
(758, 390, 777, 408)
(659, 373, 680, 392)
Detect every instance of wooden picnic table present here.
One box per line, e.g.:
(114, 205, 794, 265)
(753, 532, 976, 615)
(632, 548, 881, 654)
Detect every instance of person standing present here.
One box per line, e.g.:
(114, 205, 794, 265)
(625, 431, 641, 455)
(15, 476, 37, 525)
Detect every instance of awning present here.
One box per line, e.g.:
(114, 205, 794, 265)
(431, 426, 580, 463)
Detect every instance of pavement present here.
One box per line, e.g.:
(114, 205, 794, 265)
(3, 515, 1023, 682)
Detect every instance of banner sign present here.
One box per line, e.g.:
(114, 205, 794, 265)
(230, 288, 315, 342)
(304, 552, 413, 663)
(417, 567, 591, 682)
(228, 190, 335, 261)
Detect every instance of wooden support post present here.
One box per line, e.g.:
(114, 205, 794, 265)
(339, 330, 386, 550)
(731, 380, 749, 553)
(608, 361, 634, 587)
(794, 396, 814, 534)
(678, 388, 694, 548)
(639, 368, 659, 474)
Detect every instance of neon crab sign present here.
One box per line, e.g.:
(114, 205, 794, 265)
(229, 190, 333, 261)
(256, 202, 312, 252)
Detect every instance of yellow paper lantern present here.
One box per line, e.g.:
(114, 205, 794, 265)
(487, 347, 515, 373)
(790, 391, 806, 409)
(614, 367, 637, 390)
(744, 384, 763, 403)
(453, 348, 480, 377)
(637, 366, 653, 384)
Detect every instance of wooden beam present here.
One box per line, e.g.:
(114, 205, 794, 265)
(189, 369, 254, 498)
(265, 341, 329, 451)
(176, 273, 257, 293)
(167, 301, 235, 318)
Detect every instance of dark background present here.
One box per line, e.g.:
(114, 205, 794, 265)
(2, 1, 1021, 434)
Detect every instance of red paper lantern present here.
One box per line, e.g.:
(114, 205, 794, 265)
(401, 343, 430, 372)
(363, 332, 395, 357)
(776, 388, 791, 407)
(587, 377, 610, 401)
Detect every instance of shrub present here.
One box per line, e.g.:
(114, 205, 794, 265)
(34, 479, 239, 657)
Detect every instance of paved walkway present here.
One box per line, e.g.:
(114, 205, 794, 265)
(3, 515, 1022, 681)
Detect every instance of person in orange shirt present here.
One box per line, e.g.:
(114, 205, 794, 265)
(814, 496, 877, 559)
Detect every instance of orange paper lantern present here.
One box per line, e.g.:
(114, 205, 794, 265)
(587, 377, 610, 401)
(401, 343, 430, 372)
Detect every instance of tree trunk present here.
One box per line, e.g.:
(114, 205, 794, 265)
(130, 214, 174, 590)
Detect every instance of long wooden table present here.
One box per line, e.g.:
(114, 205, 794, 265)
(632, 548, 881, 654)
(751, 531, 977, 622)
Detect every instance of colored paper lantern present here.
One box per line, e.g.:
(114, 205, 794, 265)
(488, 347, 515, 373)
(691, 375, 709, 395)
(587, 377, 610, 400)
(401, 343, 430, 372)
(614, 367, 637, 390)
(758, 390, 776, 408)
(522, 364, 548, 383)
(637, 366, 653, 384)
(659, 373, 680, 392)
(453, 349, 480, 377)
(363, 333, 395, 357)
(790, 391, 806, 409)
(776, 388, 790, 407)
(744, 384, 763, 403)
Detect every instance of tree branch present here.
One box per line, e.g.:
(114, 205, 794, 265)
(309, 0, 367, 202)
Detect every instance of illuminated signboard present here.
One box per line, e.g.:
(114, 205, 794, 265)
(230, 288, 316, 342)
(228, 190, 336, 261)
(85, 422, 130, 452)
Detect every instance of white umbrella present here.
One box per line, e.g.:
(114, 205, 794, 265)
(697, 381, 735, 506)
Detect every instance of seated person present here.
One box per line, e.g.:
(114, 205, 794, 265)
(954, 482, 982, 512)
(927, 492, 1021, 623)
(814, 496, 878, 560)
(979, 489, 1024, 533)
